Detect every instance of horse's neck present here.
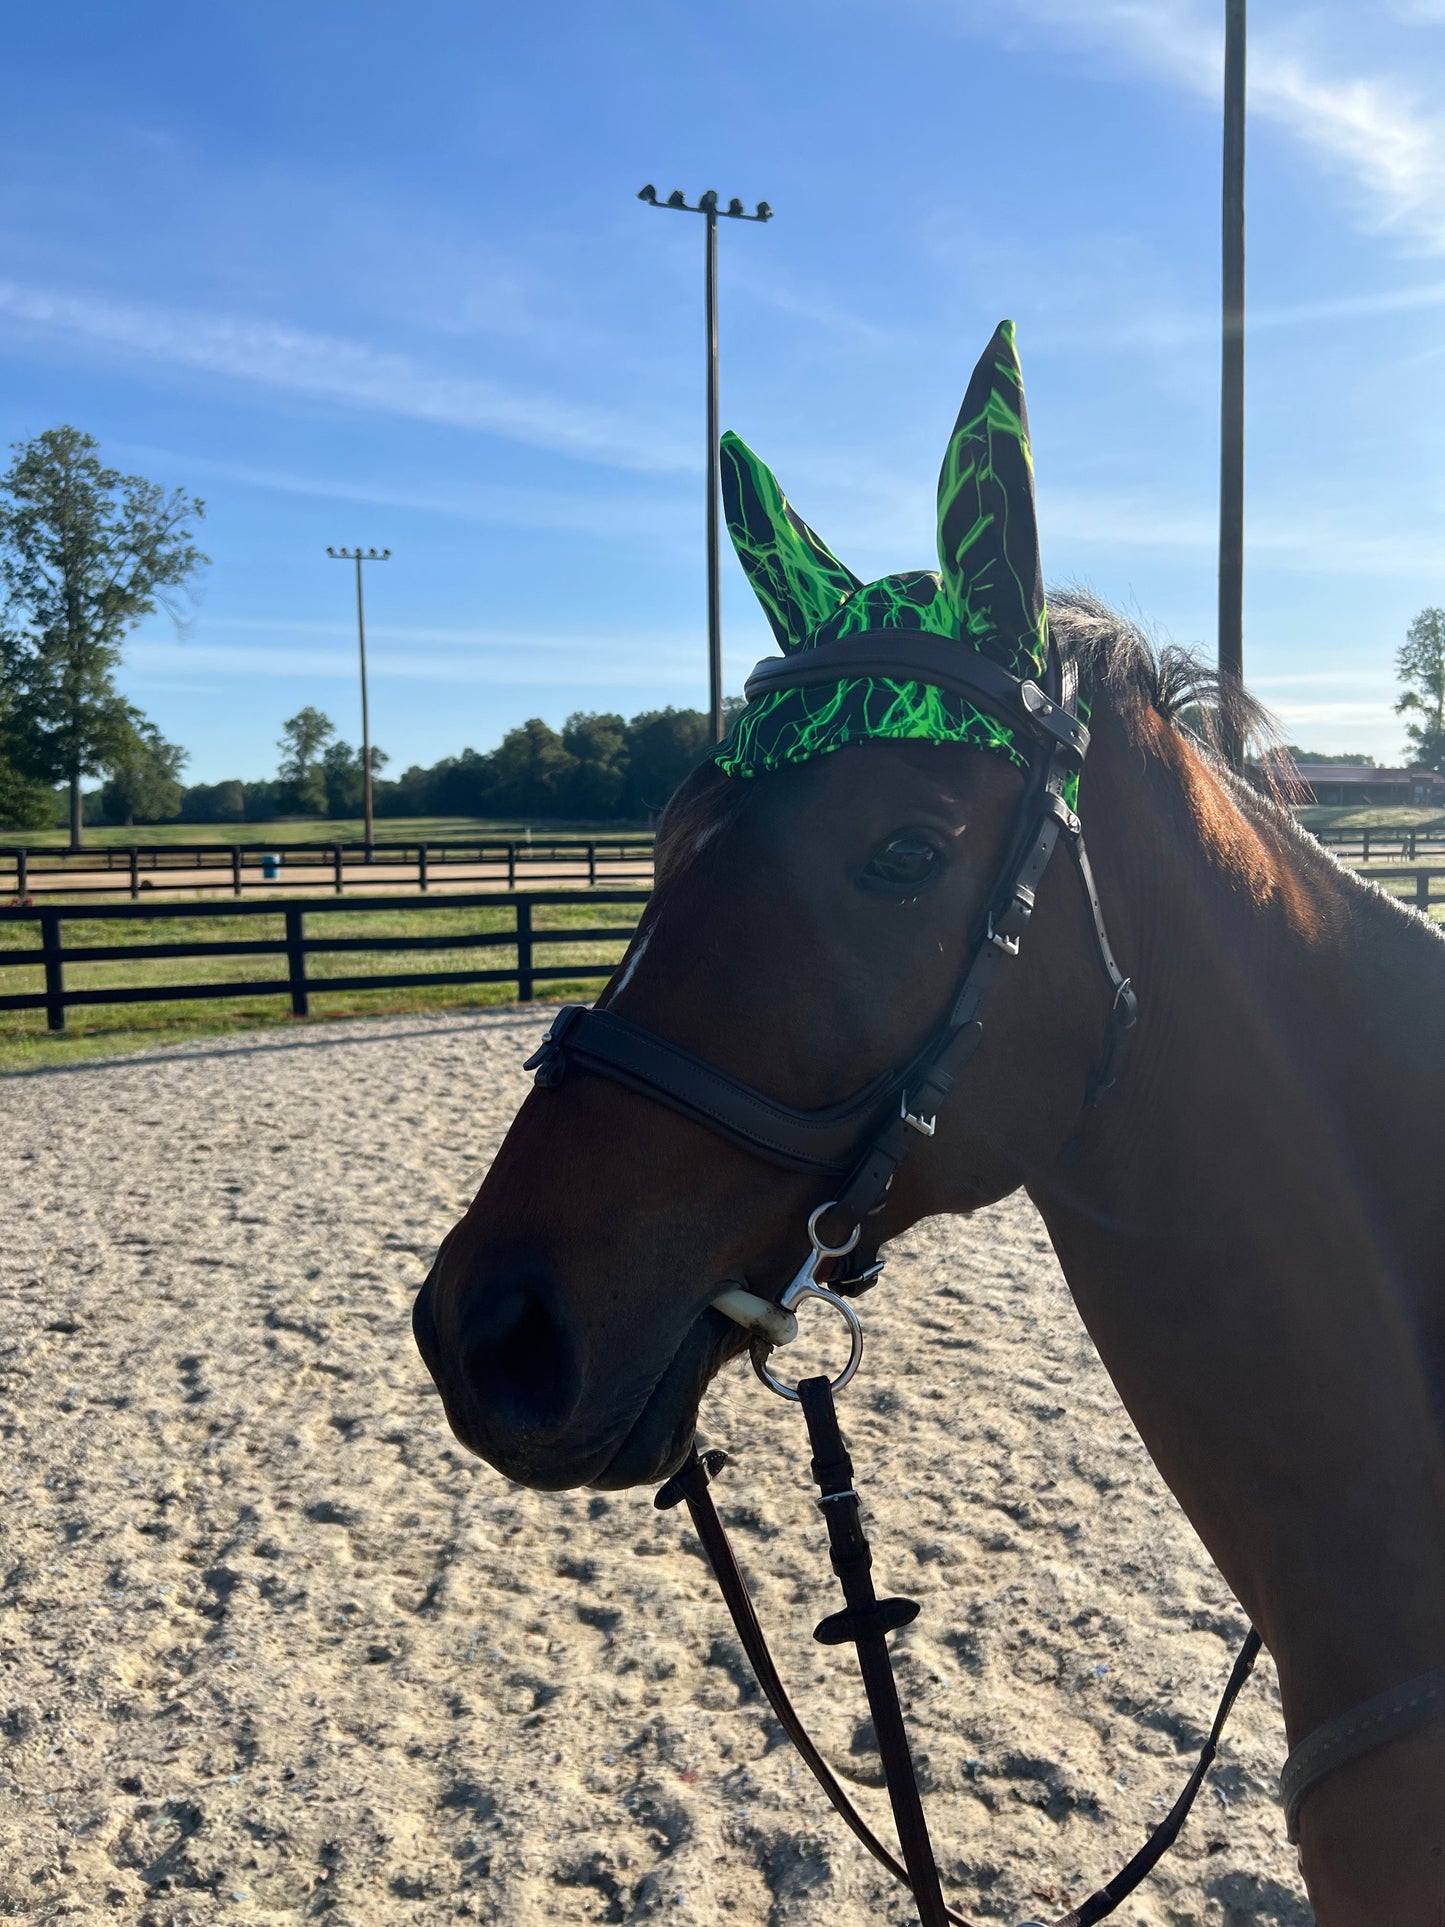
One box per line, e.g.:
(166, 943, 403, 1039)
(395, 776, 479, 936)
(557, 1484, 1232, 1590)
(1031, 711, 1445, 1740)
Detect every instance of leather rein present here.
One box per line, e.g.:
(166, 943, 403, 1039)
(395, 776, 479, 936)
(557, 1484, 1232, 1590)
(522, 631, 1444, 1915)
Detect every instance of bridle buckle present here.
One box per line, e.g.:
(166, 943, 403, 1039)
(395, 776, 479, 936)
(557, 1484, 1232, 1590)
(900, 1093, 936, 1138)
(985, 909, 1022, 956)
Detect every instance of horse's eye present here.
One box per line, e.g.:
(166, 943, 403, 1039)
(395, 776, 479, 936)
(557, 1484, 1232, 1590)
(862, 833, 941, 890)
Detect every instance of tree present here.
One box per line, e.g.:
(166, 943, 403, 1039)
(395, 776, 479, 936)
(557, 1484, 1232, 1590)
(277, 707, 335, 815)
(1281, 746, 1376, 767)
(0, 753, 51, 830)
(1397, 608, 1445, 772)
(486, 719, 576, 816)
(321, 738, 388, 819)
(0, 681, 51, 829)
(179, 778, 247, 824)
(561, 711, 628, 817)
(623, 707, 711, 816)
(0, 428, 206, 847)
(99, 717, 187, 826)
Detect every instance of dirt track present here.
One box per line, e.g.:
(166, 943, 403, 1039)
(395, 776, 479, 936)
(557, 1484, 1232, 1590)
(0, 1008, 1310, 1925)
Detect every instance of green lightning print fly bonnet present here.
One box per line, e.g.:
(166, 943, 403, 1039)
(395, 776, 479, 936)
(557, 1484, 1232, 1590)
(716, 320, 1050, 784)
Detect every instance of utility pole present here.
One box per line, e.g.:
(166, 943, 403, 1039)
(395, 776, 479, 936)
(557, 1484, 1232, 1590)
(326, 546, 390, 853)
(1218, 0, 1247, 772)
(638, 184, 773, 744)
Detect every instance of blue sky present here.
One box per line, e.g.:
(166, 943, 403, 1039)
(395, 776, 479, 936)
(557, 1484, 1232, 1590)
(3, 0, 1444, 782)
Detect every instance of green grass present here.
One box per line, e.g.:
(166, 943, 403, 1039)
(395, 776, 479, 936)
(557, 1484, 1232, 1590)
(0, 815, 653, 851)
(0, 896, 643, 1075)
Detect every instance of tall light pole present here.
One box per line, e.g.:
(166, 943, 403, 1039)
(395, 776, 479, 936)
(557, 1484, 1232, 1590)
(326, 545, 390, 853)
(1218, 0, 1247, 773)
(638, 184, 773, 744)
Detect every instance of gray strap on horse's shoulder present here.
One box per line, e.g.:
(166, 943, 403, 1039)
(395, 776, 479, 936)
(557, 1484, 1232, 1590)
(1280, 1664, 1445, 1842)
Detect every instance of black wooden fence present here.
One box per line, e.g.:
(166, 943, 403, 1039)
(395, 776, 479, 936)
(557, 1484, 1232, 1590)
(1360, 867, 1442, 913)
(1314, 828, 1445, 861)
(2, 836, 655, 901)
(0, 890, 649, 1033)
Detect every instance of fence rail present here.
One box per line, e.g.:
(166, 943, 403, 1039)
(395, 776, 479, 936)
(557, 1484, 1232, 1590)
(0, 890, 650, 1033)
(2, 836, 655, 901)
(1353, 867, 1443, 913)
(1315, 827, 1445, 861)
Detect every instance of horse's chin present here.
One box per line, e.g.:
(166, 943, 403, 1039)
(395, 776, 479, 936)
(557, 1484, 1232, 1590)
(587, 1307, 744, 1491)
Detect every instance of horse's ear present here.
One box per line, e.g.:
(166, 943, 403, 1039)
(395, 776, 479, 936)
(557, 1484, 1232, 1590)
(721, 431, 861, 654)
(936, 320, 1048, 677)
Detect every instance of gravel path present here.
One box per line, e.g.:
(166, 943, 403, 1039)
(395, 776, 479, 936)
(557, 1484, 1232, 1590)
(0, 1008, 1310, 1926)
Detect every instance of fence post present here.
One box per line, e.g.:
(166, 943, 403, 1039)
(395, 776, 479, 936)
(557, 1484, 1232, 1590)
(516, 899, 534, 1002)
(1362, 829, 1371, 863)
(507, 843, 516, 890)
(1417, 872, 1430, 914)
(588, 841, 597, 887)
(418, 844, 429, 893)
(16, 849, 27, 899)
(1409, 830, 1417, 862)
(232, 847, 243, 897)
(333, 845, 344, 896)
(285, 907, 309, 1017)
(40, 908, 65, 1033)
(129, 847, 140, 900)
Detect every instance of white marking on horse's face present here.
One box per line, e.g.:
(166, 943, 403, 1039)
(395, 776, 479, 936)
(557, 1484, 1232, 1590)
(608, 924, 653, 1003)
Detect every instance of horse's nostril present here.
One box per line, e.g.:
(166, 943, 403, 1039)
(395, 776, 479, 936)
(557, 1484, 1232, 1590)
(461, 1279, 581, 1435)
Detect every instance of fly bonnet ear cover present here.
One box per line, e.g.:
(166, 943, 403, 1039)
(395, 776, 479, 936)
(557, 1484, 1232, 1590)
(715, 319, 1050, 781)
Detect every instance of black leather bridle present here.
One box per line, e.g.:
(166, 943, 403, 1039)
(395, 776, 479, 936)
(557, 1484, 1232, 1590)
(525, 629, 1139, 1232)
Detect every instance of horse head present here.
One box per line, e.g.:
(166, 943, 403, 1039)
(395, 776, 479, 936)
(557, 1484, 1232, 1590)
(414, 322, 1131, 1490)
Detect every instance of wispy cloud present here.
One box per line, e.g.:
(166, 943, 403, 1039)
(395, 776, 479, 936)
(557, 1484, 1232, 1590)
(0, 281, 691, 472)
(114, 445, 692, 543)
(125, 628, 705, 688)
(990, 1, 1445, 255)
(1252, 668, 1397, 690)
(1270, 699, 1400, 732)
(726, 262, 897, 346)
(829, 475, 1439, 578)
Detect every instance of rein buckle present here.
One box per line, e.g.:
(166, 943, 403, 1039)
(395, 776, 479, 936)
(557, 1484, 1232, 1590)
(900, 1094, 936, 1138)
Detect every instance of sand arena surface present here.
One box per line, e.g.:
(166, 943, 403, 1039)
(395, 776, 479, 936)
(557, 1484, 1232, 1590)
(0, 1008, 1310, 1926)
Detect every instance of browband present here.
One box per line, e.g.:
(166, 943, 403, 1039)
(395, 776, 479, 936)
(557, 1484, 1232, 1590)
(743, 632, 1089, 760)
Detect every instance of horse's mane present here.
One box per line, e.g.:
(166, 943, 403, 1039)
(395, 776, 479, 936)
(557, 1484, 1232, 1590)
(1049, 588, 1284, 778)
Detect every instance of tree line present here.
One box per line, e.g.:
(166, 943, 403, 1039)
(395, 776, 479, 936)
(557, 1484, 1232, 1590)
(171, 700, 730, 827)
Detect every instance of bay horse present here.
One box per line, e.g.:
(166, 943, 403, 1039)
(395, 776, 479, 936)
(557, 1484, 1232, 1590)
(413, 332, 1445, 1924)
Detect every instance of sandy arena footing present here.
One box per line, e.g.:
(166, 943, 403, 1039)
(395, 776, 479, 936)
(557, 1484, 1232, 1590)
(0, 1008, 1310, 1925)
